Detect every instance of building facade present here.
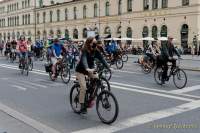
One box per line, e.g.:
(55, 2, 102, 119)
(0, 0, 200, 49)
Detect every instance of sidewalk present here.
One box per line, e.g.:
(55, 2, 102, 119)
(0, 110, 39, 133)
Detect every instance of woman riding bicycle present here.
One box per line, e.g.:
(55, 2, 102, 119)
(75, 37, 110, 114)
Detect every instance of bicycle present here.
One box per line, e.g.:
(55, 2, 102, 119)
(47, 56, 71, 84)
(70, 71, 118, 124)
(105, 53, 124, 69)
(96, 61, 112, 81)
(154, 58, 187, 89)
(28, 52, 33, 71)
(19, 53, 29, 76)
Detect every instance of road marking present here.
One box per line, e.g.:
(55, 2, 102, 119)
(111, 85, 194, 102)
(72, 100, 200, 133)
(0, 63, 197, 101)
(170, 85, 200, 94)
(19, 80, 47, 88)
(11, 85, 27, 91)
(0, 102, 60, 133)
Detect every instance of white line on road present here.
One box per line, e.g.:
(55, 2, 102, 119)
(170, 85, 200, 94)
(20, 80, 47, 88)
(11, 85, 27, 91)
(72, 100, 200, 133)
(0, 64, 197, 102)
(0, 102, 61, 133)
(111, 85, 194, 102)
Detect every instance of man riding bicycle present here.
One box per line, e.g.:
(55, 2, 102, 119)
(17, 36, 28, 68)
(159, 36, 181, 84)
(51, 38, 65, 79)
(75, 37, 110, 114)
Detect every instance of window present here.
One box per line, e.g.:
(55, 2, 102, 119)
(83, 5, 87, 19)
(43, 12, 46, 23)
(152, 26, 158, 39)
(73, 29, 78, 39)
(152, 0, 158, 9)
(65, 8, 68, 20)
(57, 29, 61, 38)
(25, 0, 27, 8)
(127, 0, 132, 12)
(57, 9, 60, 22)
(50, 11, 53, 22)
(28, 14, 30, 24)
(83, 28, 87, 38)
(94, 3, 98, 17)
(74, 7, 77, 20)
(22, 1, 24, 8)
(25, 14, 27, 25)
(118, 0, 122, 15)
(22, 15, 24, 25)
(127, 27, 132, 44)
(182, 0, 189, 6)
(65, 29, 69, 39)
(143, 0, 149, 10)
(162, 0, 168, 8)
(28, 0, 30, 7)
(39, 0, 43, 7)
(160, 25, 167, 37)
(105, 2, 109, 16)
(37, 13, 40, 24)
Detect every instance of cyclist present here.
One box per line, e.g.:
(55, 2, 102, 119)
(75, 37, 110, 114)
(10, 39, 17, 60)
(51, 38, 65, 79)
(159, 36, 181, 84)
(17, 36, 28, 68)
(5, 40, 11, 58)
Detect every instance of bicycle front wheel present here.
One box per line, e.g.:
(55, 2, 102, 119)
(173, 69, 187, 89)
(116, 59, 123, 69)
(96, 90, 119, 124)
(61, 66, 71, 84)
(154, 67, 163, 85)
(70, 84, 81, 114)
(102, 68, 112, 81)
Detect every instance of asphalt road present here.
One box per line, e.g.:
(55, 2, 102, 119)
(0, 56, 200, 133)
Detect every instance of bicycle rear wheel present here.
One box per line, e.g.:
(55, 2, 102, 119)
(96, 90, 119, 124)
(70, 84, 81, 114)
(173, 69, 187, 89)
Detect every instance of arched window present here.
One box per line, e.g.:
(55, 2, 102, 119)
(182, 0, 189, 6)
(25, 14, 28, 25)
(37, 31, 41, 39)
(65, 8, 68, 20)
(152, 26, 158, 39)
(104, 27, 111, 35)
(127, 0, 132, 12)
(117, 26, 121, 35)
(43, 12, 46, 23)
(28, 31, 32, 38)
(74, 7, 77, 20)
(22, 15, 24, 25)
(118, 0, 122, 15)
(105, 2, 110, 16)
(73, 29, 78, 39)
(12, 31, 15, 39)
(43, 30, 47, 39)
(162, 0, 168, 8)
(49, 30, 54, 38)
(83, 28, 87, 38)
(94, 3, 98, 17)
(142, 26, 149, 49)
(83, 5, 87, 19)
(57, 29, 61, 38)
(160, 25, 167, 37)
(57, 9, 60, 22)
(127, 27, 132, 44)
(39, 0, 43, 7)
(181, 24, 189, 49)
(65, 29, 69, 39)
(50, 11, 53, 22)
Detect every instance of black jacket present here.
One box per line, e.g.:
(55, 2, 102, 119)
(76, 49, 109, 75)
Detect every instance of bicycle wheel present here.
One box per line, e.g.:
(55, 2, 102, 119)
(61, 66, 71, 84)
(102, 68, 112, 81)
(70, 84, 81, 114)
(115, 59, 123, 69)
(99, 77, 111, 92)
(29, 58, 33, 71)
(96, 90, 119, 124)
(122, 54, 128, 62)
(173, 69, 187, 89)
(154, 67, 163, 85)
(141, 62, 152, 74)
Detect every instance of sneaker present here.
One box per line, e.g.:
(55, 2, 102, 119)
(80, 103, 87, 114)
